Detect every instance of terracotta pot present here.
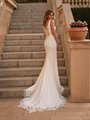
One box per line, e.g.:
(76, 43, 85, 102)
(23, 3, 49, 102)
(68, 27, 88, 40)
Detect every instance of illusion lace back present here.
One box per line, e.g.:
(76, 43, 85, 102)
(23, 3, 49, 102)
(18, 19, 66, 113)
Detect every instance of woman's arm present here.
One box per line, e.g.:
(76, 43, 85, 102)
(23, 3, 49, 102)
(42, 26, 46, 38)
(50, 19, 59, 49)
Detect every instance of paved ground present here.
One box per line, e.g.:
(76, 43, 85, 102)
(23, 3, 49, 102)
(0, 99, 90, 120)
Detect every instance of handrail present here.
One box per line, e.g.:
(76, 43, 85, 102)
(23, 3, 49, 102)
(51, 0, 75, 82)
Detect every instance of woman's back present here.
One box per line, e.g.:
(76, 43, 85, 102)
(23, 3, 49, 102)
(43, 20, 51, 38)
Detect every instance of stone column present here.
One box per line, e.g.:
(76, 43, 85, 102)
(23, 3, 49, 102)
(47, 0, 52, 9)
(68, 39, 90, 102)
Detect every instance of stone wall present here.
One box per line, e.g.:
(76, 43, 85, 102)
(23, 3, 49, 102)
(0, 0, 17, 55)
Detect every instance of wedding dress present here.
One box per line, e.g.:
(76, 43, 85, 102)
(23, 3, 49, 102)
(19, 19, 66, 113)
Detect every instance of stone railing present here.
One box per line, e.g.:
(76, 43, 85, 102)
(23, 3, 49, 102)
(55, 3, 73, 93)
(52, 0, 74, 91)
(62, 0, 90, 8)
(52, 0, 90, 102)
(0, 0, 17, 57)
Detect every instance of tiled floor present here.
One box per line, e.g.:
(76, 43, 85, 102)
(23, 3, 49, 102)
(0, 99, 90, 120)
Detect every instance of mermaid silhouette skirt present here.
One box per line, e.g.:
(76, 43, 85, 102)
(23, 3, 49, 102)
(18, 34, 66, 113)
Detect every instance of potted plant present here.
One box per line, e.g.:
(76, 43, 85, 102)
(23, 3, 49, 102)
(68, 20, 88, 40)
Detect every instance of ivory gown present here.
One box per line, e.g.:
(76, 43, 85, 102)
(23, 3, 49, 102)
(19, 19, 66, 113)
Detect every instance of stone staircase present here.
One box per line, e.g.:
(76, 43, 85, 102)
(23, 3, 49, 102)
(8, 3, 50, 34)
(0, 3, 69, 98)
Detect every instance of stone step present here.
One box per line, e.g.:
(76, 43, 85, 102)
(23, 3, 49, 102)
(15, 5, 49, 9)
(16, 3, 48, 5)
(14, 5, 48, 7)
(8, 29, 43, 34)
(14, 7, 49, 11)
(12, 11, 44, 14)
(6, 34, 44, 40)
(10, 24, 42, 26)
(14, 6, 48, 9)
(0, 77, 35, 87)
(3, 45, 63, 52)
(9, 26, 42, 30)
(0, 87, 24, 98)
(12, 11, 45, 14)
(8, 24, 43, 30)
(11, 16, 43, 19)
(15, 7, 49, 10)
(5, 34, 61, 40)
(4, 40, 62, 46)
(0, 86, 69, 98)
(11, 13, 44, 16)
(0, 58, 65, 68)
(1, 51, 64, 59)
(17, 3, 49, 5)
(16, 2, 48, 4)
(16, 4, 49, 7)
(10, 21, 42, 27)
(13, 10, 47, 14)
(11, 18, 42, 22)
(9, 24, 42, 28)
(12, 12, 45, 16)
(9, 29, 42, 32)
(0, 67, 67, 77)
(0, 76, 68, 87)
(12, 10, 44, 13)
(11, 13, 44, 17)
(16, 8, 48, 10)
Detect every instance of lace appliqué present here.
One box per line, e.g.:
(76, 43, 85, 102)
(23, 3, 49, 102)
(19, 99, 66, 113)
(23, 90, 33, 98)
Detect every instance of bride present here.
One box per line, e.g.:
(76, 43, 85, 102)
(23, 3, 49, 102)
(19, 10, 66, 113)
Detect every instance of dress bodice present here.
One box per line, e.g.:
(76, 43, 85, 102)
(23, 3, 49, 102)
(43, 19, 56, 38)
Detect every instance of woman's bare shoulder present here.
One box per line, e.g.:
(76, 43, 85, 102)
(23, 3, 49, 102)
(50, 19, 54, 25)
(50, 19, 54, 22)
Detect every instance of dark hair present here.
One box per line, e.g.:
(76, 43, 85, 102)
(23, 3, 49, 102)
(43, 10, 54, 28)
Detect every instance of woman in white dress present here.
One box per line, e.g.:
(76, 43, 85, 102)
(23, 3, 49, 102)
(19, 10, 66, 113)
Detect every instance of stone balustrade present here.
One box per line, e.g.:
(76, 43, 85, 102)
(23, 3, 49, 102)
(62, 0, 90, 8)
